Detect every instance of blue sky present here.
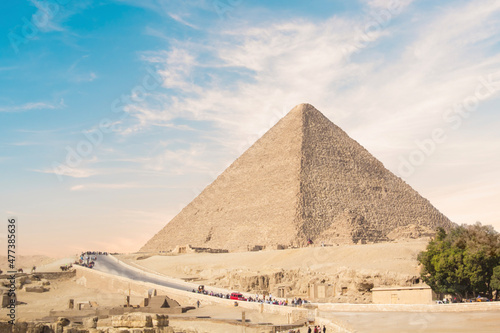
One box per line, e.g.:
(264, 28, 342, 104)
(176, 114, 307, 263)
(1, 0, 500, 256)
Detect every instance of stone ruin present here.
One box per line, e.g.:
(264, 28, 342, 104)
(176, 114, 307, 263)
(0, 313, 172, 333)
(49, 292, 183, 319)
(171, 245, 229, 254)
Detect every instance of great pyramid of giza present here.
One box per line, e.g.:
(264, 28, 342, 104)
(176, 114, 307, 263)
(141, 104, 452, 252)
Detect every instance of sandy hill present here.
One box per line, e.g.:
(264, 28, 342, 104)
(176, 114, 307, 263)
(123, 240, 430, 303)
(130, 240, 428, 278)
(141, 103, 452, 252)
(0, 255, 57, 272)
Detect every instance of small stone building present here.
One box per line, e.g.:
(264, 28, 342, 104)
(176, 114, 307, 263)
(308, 283, 336, 299)
(371, 285, 436, 304)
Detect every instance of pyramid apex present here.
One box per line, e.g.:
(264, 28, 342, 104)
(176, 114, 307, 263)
(290, 103, 318, 113)
(287, 103, 324, 121)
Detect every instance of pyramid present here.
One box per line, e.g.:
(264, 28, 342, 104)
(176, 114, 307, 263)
(141, 104, 452, 252)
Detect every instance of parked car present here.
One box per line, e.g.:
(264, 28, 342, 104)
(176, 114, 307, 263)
(476, 297, 489, 302)
(230, 292, 246, 301)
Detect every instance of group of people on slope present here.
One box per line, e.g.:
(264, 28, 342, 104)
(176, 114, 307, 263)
(282, 325, 327, 333)
(76, 250, 107, 269)
(308, 325, 327, 333)
(192, 287, 307, 307)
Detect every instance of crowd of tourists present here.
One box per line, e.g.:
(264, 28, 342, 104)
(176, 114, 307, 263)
(307, 325, 327, 333)
(191, 287, 307, 307)
(278, 324, 328, 333)
(82, 251, 108, 256)
(76, 251, 107, 269)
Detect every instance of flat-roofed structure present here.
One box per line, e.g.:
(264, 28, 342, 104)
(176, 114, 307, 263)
(372, 285, 436, 304)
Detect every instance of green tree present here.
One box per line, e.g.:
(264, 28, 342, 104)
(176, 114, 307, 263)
(418, 223, 500, 300)
(491, 266, 500, 300)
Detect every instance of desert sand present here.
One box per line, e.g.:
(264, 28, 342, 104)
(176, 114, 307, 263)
(0, 255, 60, 273)
(2, 247, 500, 332)
(120, 239, 428, 304)
(130, 240, 427, 278)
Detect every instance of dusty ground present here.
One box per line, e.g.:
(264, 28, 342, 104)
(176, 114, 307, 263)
(118, 239, 428, 304)
(2, 276, 285, 324)
(0, 274, 144, 321)
(324, 311, 500, 333)
(0, 255, 61, 273)
(124, 240, 427, 279)
(2, 246, 500, 332)
(0, 261, 292, 328)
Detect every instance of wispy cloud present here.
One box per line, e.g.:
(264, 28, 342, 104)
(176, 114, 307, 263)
(143, 143, 213, 174)
(33, 167, 98, 179)
(29, 0, 65, 32)
(67, 55, 98, 82)
(111, 0, 500, 228)
(68, 55, 89, 72)
(143, 26, 171, 41)
(168, 13, 199, 30)
(7, 142, 44, 146)
(0, 99, 65, 113)
(28, 0, 92, 33)
(75, 72, 97, 82)
(364, 0, 414, 10)
(124, 0, 500, 158)
(17, 127, 69, 134)
(70, 182, 178, 191)
(120, 3, 412, 153)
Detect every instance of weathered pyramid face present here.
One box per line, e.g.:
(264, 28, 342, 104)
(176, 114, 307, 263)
(141, 104, 452, 252)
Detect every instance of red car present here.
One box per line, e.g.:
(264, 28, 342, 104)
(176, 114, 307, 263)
(230, 292, 246, 301)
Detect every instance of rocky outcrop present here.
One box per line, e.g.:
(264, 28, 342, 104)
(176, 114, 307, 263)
(211, 267, 420, 304)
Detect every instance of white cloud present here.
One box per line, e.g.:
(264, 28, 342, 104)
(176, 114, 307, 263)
(33, 167, 98, 179)
(8, 142, 43, 146)
(29, 0, 66, 32)
(125, 1, 500, 153)
(364, 0, 414, 11)
(0, 101, 60, 113)
(70, 183, 171, 191)
(113, 0, 500, 229)
(144, 143, 212, 174)
(168, 13, 199, 30)
(28, 0, 92, 34)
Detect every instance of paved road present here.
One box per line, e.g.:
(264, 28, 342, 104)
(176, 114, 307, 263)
(92, 255, 192, 292)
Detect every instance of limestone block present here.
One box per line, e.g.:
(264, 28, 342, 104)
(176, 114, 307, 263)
(152, 315, 168, 328)
(62, 328, 90, 333)
(111, 313, 153, 328)
(58, 318, 71, 327)
(84, 317, 98, 329)
(25, 286, 49, 293)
